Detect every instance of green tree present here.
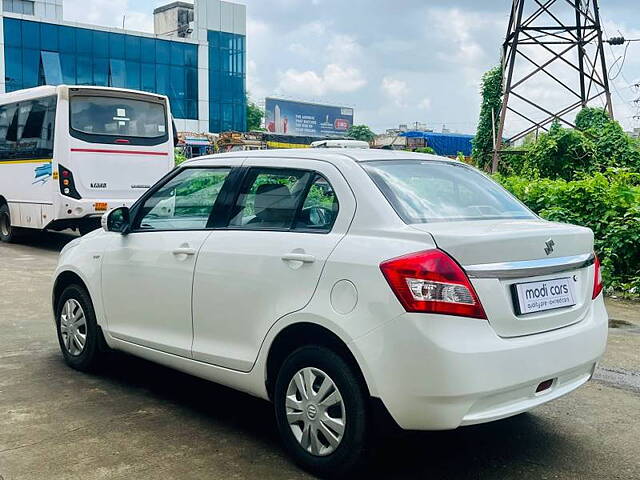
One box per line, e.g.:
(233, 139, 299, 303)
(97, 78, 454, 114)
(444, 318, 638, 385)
(472, 65, 503, 172)
(347, 124, 376, 142)
(247, 102, 264, 131)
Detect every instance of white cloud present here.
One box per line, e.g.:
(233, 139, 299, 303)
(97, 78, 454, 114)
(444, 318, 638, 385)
(278, 64, 366, 97)
(418, 97, 432, 110)
(64, 0, 153, 32)
(326, 34, 363, 64)
(382, 77, 409, 107)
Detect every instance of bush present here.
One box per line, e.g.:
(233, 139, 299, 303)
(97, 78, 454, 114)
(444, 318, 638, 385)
(501, 108, 640, 180)
(413, 147, 436, 154)
(496, 169, 640, 295)
(175, 149, 188, 166)
(519, 122, 597, 180)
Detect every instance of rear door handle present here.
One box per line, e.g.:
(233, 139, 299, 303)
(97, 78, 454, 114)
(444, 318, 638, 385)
(173, 247, 196, 256)
(281, 253, 316, 263)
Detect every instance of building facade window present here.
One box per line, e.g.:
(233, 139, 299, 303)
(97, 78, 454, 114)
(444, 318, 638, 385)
(3, 0, 35, 16)
(3, 18, 199, 121)
(208, 30, 246, 133)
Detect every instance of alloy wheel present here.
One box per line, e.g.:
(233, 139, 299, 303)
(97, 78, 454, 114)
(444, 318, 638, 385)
(59, 299, 87, 356)
(285, 367, 346, 456)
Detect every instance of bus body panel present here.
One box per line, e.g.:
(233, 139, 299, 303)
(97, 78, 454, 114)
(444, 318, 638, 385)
(0, 85, 174, 233)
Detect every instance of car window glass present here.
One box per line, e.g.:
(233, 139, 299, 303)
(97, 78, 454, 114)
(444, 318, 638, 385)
(137, 168, 230, 231)
(363, 161, 535, 223)
(229, 168, 312, 230)
(293, 174, 339, 232)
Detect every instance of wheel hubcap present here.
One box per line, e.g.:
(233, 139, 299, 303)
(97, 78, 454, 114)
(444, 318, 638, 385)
(285, 367, 346, 456)
(59, 299, 87, 356)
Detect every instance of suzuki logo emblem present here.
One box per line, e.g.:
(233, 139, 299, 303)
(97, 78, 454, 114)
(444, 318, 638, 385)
(544, 239, 555, 256)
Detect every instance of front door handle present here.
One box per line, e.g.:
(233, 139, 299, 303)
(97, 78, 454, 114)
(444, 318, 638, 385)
(173, 247, 196, 256)
(281, 253, 316, 264)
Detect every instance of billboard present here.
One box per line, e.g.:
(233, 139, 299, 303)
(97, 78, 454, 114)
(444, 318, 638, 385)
(265, 98, 354, 137)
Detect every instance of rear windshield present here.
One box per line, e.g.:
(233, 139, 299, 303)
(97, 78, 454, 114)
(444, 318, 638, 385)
(70, 96, 167, 139)
(363, 160, 536, 223)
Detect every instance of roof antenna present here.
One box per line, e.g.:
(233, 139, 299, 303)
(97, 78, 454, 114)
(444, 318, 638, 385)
(122, 16, 125, 30)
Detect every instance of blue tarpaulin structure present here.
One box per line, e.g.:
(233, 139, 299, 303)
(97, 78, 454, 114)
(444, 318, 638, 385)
(399, 131, 474, 156)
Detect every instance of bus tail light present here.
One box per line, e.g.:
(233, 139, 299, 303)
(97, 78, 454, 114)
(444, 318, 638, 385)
(58, 165, 81, 200)
(380, 249, 487, 319)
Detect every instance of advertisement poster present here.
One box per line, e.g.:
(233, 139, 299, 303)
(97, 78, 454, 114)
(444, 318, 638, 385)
(265, 98, 354, 137)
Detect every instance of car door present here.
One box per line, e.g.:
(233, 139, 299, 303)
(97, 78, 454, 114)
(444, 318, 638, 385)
(101, 162, 241, 357)
(191, 158, 356, 371)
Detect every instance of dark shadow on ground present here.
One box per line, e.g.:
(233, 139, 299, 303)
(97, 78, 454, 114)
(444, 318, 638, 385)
(89, 350, 568, 479)
(10, 229, 79, 253)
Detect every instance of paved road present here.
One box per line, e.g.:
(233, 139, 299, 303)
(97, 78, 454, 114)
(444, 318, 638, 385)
(1, 231, 639, 479)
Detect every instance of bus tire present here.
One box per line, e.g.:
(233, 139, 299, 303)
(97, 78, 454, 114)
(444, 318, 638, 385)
(0, 203, 23, 243)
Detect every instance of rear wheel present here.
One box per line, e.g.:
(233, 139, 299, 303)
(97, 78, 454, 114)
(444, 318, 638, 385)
(0, 203, 24, 243)
(274, 346, 370, 478)
(55, 284, 105, 372)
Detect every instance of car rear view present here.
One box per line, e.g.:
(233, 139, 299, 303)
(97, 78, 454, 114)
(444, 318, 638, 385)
(353, 158, 608, 430)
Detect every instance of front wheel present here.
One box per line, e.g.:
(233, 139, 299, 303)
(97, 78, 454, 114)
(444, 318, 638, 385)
(55, 284, 105, 372)
(274, 346, 370, 478)
(0, 203, 23, 243)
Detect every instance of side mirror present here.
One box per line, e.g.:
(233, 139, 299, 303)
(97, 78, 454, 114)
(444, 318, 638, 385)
(102, 207, 130, 234)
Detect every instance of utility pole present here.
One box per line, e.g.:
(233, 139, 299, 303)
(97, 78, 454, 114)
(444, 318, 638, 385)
(492, 0, 613, 172)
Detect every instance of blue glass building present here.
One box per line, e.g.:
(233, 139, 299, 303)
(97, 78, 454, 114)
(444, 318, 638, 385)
(0, 0, 246, 133)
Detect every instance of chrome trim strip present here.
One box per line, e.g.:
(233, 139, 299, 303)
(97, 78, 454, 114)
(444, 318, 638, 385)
(465, 252, 595, 279)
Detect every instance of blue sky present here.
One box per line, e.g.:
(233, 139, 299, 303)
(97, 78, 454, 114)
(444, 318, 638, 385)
(63, 0, 640, 135)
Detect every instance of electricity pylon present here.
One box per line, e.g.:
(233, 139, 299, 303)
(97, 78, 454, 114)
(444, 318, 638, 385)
(493, 0, 613, 172)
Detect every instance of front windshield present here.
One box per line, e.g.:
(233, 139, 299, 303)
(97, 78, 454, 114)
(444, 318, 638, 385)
(70, 95, 167, 139)
(363, 160, 536, 223)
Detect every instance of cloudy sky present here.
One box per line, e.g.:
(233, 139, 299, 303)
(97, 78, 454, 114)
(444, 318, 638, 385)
(63, 0, 640, 135)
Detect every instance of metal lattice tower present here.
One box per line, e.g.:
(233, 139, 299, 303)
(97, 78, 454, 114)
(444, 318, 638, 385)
(493, 0, 613, 171)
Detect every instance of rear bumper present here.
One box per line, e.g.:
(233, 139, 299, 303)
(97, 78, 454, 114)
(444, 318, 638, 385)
(55, 198, 136, 220)
(350, 296, 608, 430)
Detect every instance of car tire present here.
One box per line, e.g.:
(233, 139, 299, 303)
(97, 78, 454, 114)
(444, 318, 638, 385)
(55, 284, 105, 372)
(0, 203, 24, 243)
(274, 346, 370, 478)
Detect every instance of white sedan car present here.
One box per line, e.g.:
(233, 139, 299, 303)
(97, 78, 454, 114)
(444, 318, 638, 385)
(52, 149, 608, 476)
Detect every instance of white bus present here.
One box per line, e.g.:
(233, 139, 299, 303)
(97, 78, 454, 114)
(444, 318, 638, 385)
(0, 85, 176, 241)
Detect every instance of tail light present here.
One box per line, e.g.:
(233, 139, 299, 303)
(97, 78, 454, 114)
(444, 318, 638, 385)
(592, 254, 603, 299)
(380, 249, 487, 319)
(58, 165, 81, 199)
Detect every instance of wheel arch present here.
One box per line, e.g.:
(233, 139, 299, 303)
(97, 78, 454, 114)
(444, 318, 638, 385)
(52, 270, 90, 313)
(264, 321, 371, 401)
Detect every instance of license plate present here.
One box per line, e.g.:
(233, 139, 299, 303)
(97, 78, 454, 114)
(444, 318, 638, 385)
(94, 202, 108, 212)
(512, 277, 576, 315)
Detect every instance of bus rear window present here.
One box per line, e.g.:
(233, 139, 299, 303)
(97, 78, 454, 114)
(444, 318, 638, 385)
(70, 96, 167, 139)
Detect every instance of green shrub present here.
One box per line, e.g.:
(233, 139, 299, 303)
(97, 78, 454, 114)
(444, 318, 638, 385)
(501, 108, 640, 180)
(520, 122, 597, 180)
(413, 147, 436, 154)
(175, 149, 188, 166)
(496, 169, 640, 295)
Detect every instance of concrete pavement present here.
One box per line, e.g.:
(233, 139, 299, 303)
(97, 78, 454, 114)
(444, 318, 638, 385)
(1, 231, 639, 479)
